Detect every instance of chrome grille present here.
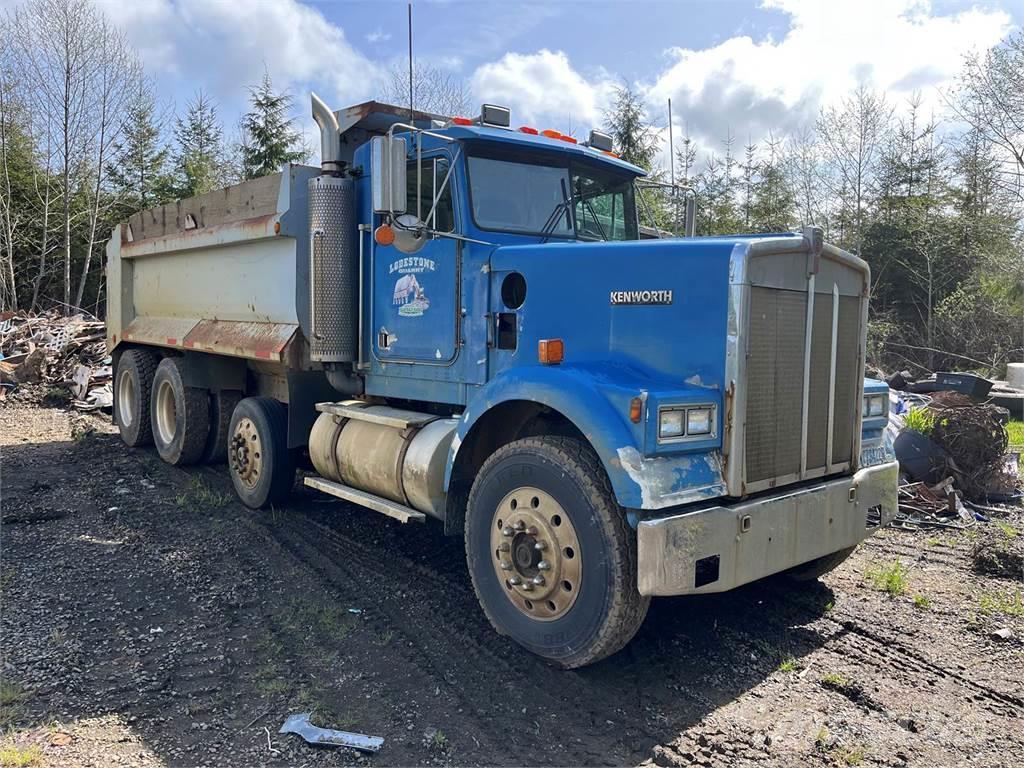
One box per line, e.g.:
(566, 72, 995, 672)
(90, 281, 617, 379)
(743, 280, 862, 486)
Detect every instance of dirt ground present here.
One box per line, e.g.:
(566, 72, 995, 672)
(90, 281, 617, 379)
(2, 394, 1023, 767)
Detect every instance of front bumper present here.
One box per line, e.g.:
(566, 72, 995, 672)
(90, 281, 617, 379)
(636, 460, 899, 596)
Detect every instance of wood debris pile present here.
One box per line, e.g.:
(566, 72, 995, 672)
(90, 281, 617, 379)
(0, 311, 111, 410)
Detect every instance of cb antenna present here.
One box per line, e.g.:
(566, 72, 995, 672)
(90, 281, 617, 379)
(408, 1, 414, 122)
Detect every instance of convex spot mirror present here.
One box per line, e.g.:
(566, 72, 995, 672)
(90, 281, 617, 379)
(371, 135, 408, 214)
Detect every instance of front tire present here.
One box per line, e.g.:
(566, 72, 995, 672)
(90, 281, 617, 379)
(465, 436, 649, 668)
(150, 357, 210, 466)
(227, 397, 295, 509)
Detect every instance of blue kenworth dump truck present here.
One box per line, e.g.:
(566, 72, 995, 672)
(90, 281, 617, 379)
(105, 96, 898, 667)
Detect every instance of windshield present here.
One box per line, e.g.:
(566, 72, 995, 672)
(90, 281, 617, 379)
(467, 151, 638, 241)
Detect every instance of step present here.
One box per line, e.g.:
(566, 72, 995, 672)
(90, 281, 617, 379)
(315, 402, 438, 430)
(303, 476, 426, 523)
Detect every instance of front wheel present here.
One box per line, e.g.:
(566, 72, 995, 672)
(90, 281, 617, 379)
(465, 436, 649, 668)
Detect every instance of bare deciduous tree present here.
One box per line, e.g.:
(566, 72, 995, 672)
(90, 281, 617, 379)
(9, 0, 136, 313)
(816, 84, 890, 254)
(382, 62, 468, 118)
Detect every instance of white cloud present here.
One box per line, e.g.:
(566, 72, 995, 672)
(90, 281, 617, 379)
(93, 0, 383, 114)
(366, 27, 391, 44)
(470, 49, 617, 133)
(645, 0, 1013, 154)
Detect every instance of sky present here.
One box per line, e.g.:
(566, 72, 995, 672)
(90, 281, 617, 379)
(55, 0, 1024, 164)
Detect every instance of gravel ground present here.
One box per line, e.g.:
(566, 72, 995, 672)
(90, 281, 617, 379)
(1, 395, 1022, 767)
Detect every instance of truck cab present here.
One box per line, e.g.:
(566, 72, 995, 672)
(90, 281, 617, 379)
(106, 97, 899, 668)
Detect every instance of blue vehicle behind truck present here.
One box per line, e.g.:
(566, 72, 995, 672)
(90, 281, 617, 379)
(105, 96, 899, 668)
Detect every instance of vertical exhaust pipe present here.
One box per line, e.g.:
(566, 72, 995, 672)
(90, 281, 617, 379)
(311, 92, 343, 175)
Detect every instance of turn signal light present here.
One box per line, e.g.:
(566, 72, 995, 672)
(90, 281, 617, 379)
(629, 396, 643, 424)
(451, 116, 473, 126)
(518, 126, 539, 135)
(538, 339, 564, 365)
(374, 224, 395, 246)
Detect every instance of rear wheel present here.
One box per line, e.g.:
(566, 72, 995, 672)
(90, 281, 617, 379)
(114, 349, 158, 447)
(150, 357, 210, 466)
(228, 397, 295, 509)
(202, 390, 242, 464)
(465, 436, 649, 668)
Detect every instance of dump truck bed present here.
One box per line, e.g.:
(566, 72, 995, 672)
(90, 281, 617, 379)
(105, 165, 320, 365)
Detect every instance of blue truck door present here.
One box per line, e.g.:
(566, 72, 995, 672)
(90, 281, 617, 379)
(373, 155, 459, 363)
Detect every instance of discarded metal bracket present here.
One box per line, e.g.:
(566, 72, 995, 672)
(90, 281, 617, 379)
(279, 712, 383, 753)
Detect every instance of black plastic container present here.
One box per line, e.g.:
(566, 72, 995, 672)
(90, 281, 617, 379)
(935, 371, 993, 400)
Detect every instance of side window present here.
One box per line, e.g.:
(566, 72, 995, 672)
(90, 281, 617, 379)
(406, 157, 455, 232)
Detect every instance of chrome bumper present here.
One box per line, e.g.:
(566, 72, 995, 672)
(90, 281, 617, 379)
(636, 460, 899, 596)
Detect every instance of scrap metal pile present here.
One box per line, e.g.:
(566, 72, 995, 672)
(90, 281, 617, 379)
(0, 311, 111, 410)
(884, 369, 1023, 530)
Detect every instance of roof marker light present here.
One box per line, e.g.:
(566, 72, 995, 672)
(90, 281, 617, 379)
(559, 135, 578, 144)
(518, 126, 539, 135)
(541, 129, 562, 139)
(451, 116, 473, 126)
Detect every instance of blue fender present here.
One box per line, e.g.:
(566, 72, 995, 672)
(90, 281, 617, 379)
(444, 364, 727, 511)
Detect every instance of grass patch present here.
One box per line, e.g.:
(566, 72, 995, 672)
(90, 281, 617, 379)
(821, 672, 849, 687)
(0, 745, 43, 768)
(41, 385, 71, 407)
(912, 594, 932, 610)
(175, 476, 232, 511)
(0, 681, 27, 709)
(835, 745, 866, 766)
(814, 725, 830, 750)
(777, 657, 797, 673)
(866, 560, 909, 597)
(903, 407, 936, 436)
(1007, 420, 1024, 448)
(995, 521, 1019, 539)
(979, 588, 1024, 617)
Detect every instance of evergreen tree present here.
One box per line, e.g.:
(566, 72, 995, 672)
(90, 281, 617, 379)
(106, 79, 171, 216)
(240, 71, 306, 180)
(603, 84, 659, 170)
(749, 134, 796, 232)
(173, 91, 227, 198)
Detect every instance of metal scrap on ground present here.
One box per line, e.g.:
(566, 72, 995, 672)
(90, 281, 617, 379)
(0, 311, 110, 409)
(884, 368, 1023, 529)
(278, 712, 384, 753)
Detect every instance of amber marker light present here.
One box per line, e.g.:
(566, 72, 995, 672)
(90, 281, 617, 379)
(518, 126, 539, 135)
(629, 396, 643, 424)
(538, 339, 564, 365)
(451, 116, 473, 126)
(374, 223, 395, 246)
(541, 129, 562, 139)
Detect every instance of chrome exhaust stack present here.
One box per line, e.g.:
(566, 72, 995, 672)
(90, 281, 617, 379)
(311, 92, 343, 176)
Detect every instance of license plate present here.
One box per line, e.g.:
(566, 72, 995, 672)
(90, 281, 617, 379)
(859, 445, 889, 468)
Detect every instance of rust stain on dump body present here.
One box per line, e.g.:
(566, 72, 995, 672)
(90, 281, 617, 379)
(183, 320, 298, 362)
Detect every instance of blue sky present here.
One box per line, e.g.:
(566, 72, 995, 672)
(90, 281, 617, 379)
(75, 0, 1024, 162)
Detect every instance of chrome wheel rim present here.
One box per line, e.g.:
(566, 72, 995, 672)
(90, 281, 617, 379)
(117, 369, 136, 428)
(154, 379, 177, 445)
(229, 417, 263, 490)
(489, 486, 582, 621)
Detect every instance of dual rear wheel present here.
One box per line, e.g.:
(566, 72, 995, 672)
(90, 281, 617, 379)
(114, 350, 294, 509)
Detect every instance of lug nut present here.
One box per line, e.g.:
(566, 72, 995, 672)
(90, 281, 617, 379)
(538, 560, 551, 571)
(534, 541, 548, 551)
(502, 527, 514, 537)
(521, 582, 534, 592)
(509, 575, 522, 585)
(498, 542, 511, 552)
(500, 561, 512, 571)
(526, 526, 538, 536)
(514, 520, 526, 531)
(532, 575, 545, 586)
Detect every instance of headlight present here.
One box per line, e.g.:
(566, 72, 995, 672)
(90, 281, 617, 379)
(686, 407, 713, 435)
(659, 409, 685, 439)
(658, 405, 715, 442)
(862, 393, 887, 418)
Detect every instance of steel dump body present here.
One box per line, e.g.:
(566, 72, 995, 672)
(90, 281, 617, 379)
(106, 165, 320, 365)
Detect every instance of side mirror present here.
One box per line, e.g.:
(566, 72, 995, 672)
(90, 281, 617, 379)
(371, 135, 408, 214)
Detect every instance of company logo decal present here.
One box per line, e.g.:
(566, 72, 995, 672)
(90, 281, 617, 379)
(610, 289, 674, 305)
(390, 257, 436, 317)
